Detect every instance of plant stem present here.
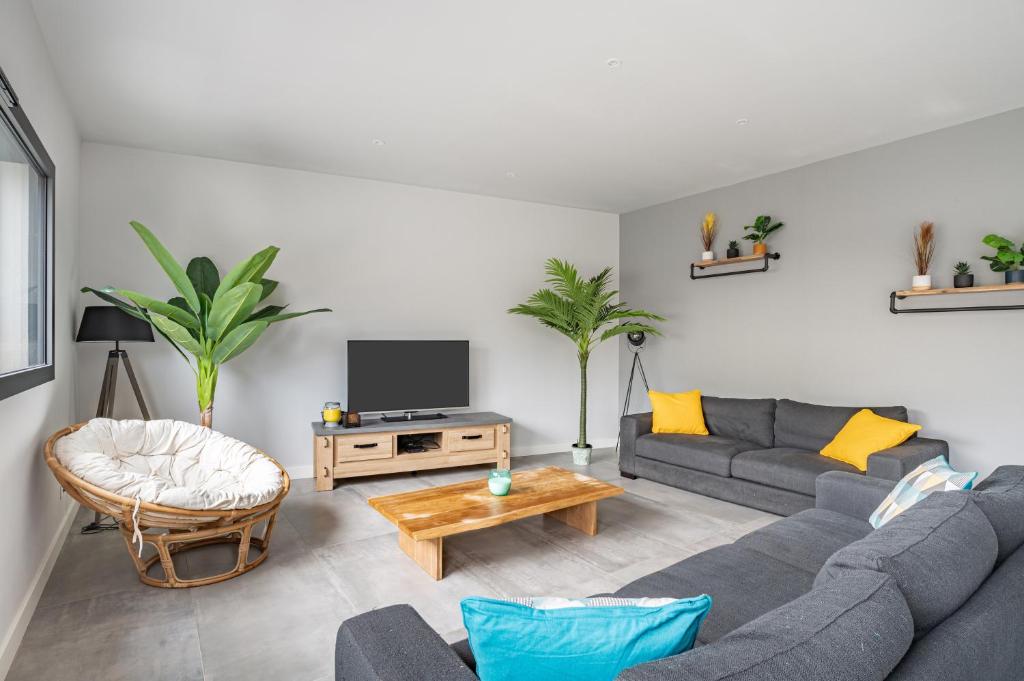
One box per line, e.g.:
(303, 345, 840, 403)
(578, 351, 588, 447)
(196, 357, 218, 428)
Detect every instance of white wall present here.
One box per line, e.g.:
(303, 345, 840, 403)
(620, 108, 1024, 478)
(77, 143, 620, 475)
(0, 0, 80, 676)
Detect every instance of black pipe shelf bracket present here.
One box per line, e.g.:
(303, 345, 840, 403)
(690, 252, 780, 280)
(890, 283, 1024, 314)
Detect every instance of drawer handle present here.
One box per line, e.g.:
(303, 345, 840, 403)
(461, 434, 483, 440)
(353, 443, 379, 449)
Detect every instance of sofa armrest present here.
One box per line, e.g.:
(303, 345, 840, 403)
(815, 471, 895, 522)
(619, 412, 653, 476)
(866, 437, 949, 481)
(336, 605, 478, 681)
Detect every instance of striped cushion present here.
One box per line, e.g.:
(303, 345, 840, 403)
(869, 456, 977, 528)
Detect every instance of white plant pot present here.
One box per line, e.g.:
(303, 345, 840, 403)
(571, 444, 593, 465)
(912, 274, 932, 291)
(701, 251, 715, 261)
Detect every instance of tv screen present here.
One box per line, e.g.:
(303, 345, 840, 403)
(347, 340, 469, 414)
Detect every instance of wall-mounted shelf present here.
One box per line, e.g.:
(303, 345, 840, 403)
(890, 282, 1024, 314)
(690, 252, 780, 280)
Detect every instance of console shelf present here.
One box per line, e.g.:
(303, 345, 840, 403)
(890, 283, 1024, 314)
(690, 252, 780, 280)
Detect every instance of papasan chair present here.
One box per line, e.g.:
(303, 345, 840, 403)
(45, 419, 289, 588)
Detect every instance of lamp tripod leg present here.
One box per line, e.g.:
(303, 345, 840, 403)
(616, 353, 644, 454)
(84, 351, 123, 534)
(120, 351, 150, 420)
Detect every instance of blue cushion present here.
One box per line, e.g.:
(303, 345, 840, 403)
(461, 595, 711, 681)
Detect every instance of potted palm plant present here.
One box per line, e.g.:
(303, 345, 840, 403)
(700, 212, 718, 261)
(981, 234, 1024, 284)
(953, 261, 974, 288)
(509, 259, 663, 465)
(83, 221, 331, 428)
(742, 215, 784, 255)
(912, 221, 935, 291)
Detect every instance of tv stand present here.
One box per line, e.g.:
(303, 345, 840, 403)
(311, 411, 512, 491)
(380, 411, 448, 423)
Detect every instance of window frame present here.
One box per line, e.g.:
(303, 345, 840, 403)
(0, 65, 56, 401)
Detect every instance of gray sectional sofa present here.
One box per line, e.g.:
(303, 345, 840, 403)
(335, 466, 1024, 681)
(620, 397, 950, 515)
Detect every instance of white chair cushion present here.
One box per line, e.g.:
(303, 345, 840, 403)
(55, 419, 284, 510)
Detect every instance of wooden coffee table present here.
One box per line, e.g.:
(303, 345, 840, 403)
(367, 466, 624, 580)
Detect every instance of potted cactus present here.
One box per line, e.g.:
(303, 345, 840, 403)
(743, 215, 784, 256)
(953, 261, 974, 288)
(726, 240, 740, 259)
(981, 234, 1024, 284)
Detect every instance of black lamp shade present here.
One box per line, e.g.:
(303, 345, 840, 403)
(76, 306, 155, 343)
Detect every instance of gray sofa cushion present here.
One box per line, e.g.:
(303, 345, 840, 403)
(736, 508, 873, 573)
(815, 492, 997, 637)
(701, 397, 776, 450)
(775, 399, 909, 451)
(887, 544, 1024, 681)
(636, 434, 756, 477)
(732, 448, 861, 496)
(617, 570, 914, 681)
(969, 465, 1024, 563)
(614, 544, 814, 644)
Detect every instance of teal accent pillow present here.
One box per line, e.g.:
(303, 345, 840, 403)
(461, 595, 712, 681)
(869, 455, 978, 528)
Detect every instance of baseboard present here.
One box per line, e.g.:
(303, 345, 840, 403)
(0, 497, 76, 681)
(284, 438, 617, 480)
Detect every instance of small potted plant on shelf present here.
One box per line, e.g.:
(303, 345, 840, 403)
(726, 240, 740, 259)
(953, 261, 974, 288)
(700, 212, 718, 261)
(912, 221, 935, 291)
(981, 234, 1024, 284)
(743, 215, 783, 256)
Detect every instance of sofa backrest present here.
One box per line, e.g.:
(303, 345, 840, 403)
(701, 396, 776, 449)
(885, 542, 1024, 681)
(814, 492, 997, 638)
(774, 399, 909, 451)
(618, 570, 914, 681)
(967, 465, 1024, 564)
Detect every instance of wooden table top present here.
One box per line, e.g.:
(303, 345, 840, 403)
(368, 466, 624, 540)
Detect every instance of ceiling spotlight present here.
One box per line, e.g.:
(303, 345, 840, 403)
(735, 118, 750, 126)
(606, 58, 622, 69)
(372, 138, 386, 146)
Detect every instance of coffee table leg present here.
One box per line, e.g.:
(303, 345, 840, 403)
(398, 531, 443, 580)
(545, 500, 598, 536)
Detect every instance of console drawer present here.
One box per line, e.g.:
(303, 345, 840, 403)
(336, 434, 393, 462)
(448, 427, 495, 452)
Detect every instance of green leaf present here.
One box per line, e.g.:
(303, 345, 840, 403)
(80, 287, 148, 322)
(129, 221, 201, 313)
(149, 313, 204, 356)
(255, 308, 331, 324)
(983, 234, 1016, 251)
(247, 304, 287, 321)
(214, 246, 279, 300)
(212, 321, 268, 364)
(186, 257, 220, 299)
(206, 282, 262, 340)
(117, 289, 200, 331)
(259, 279, 278, 301)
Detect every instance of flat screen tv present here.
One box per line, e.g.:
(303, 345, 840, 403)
(347, 340, 469, 415)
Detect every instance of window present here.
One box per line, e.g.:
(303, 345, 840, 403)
(0, 66, 54, 400)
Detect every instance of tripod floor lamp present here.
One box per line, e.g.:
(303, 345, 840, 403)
(616, 330, 650, 453)
(76, 306, 154, 532)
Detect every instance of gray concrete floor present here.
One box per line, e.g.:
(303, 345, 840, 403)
(8, 449, 777, 681)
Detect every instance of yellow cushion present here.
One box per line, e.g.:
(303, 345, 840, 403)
(820, 409, 922, 472)
(649, 390, 709, 435)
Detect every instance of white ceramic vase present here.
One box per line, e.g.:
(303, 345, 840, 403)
(571, 444, 592, 465)
(701, 251, 715, 261)
(912, 274, 932, 291)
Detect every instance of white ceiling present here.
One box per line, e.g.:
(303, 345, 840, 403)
(30, 0, 1024, 213)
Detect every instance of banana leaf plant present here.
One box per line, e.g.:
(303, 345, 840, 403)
(508, 258, 664, 454)
(83, 221, 330, 428)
